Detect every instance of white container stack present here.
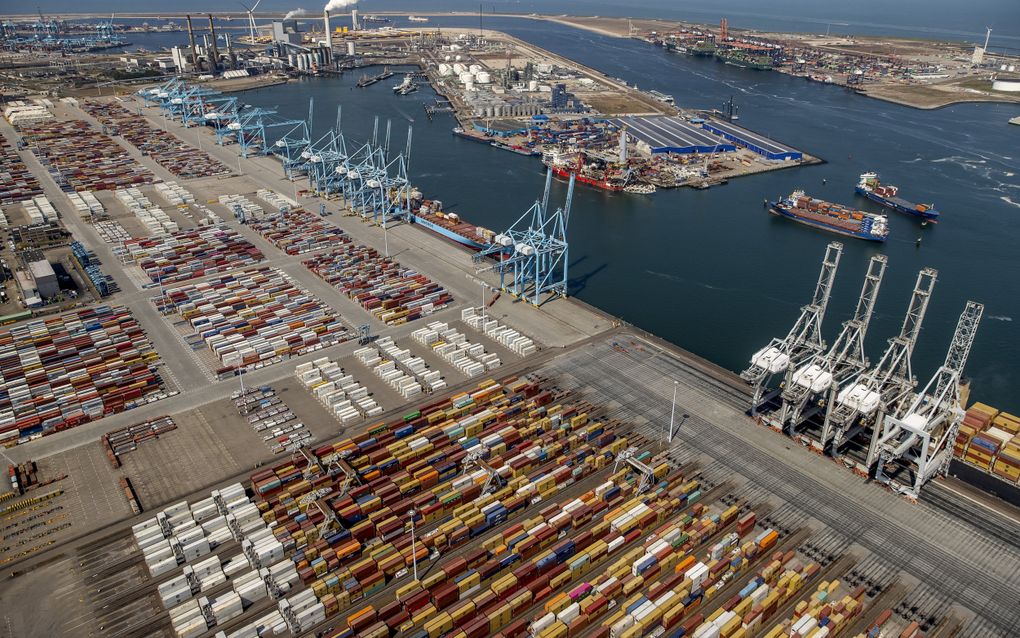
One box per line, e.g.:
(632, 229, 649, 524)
(356, 335, 445, 397)
(0, 212, 7, 228)
(295, 357, 383, 425)
(461, 307, 537, 356)
(413, 321, 500, 377)
(25, 195, 57, 223)
(67, 191, 105, 220)
(156, 181, 197, 206)
(132, 483, 264, 579)
(116, 187, 179, 235)
(280, 588, 326, 633)
(169, 598, 207, 638)
(223, 609, 287, 638)
(256, 189, 299, 212)
(219, 194, 263, 220)
(94, 219, 131, 244)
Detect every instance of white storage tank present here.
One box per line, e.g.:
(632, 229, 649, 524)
(465, 80, 474, 92)
(475, 71, 492, 84)
(453, 63, 466, 75)
(438, 63, 451, 76)
(469, 64, 482, 74)
(459, 72, 474, 84)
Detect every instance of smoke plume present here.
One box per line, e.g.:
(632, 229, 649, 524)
(324, 0, 357, 12)
(284, 8, 307, 19)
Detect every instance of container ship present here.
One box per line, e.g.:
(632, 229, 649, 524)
(406, 199, 495, 251)
(770, 190, 889, 242)
(543, 151, 627, 192)
(856, 172, 939, 222)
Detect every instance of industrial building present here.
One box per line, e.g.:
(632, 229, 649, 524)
(271, 20, 303, 46)
(27, 259, 58, 298)
(701, 119, 803, 160)
(611, 116, 738, 154)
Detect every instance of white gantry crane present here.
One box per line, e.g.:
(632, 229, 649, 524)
(820, 267, 937, 472)
(778, 255, 887, 440)
(875, 301, 983, 498)
(742, 242, 842, 414)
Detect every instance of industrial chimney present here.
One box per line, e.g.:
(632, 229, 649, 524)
(351, 9, 359, 31)
(207, 14, 220, 73)
(324, 10, 332, 49)
(186, 14, 200, 72)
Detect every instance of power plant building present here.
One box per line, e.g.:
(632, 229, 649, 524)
(272, 20, 303, 45)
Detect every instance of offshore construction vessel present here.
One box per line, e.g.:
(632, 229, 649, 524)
(543, 151, 627, 192)
(770, 190, 889, 242)
(856, 172, 939, 222)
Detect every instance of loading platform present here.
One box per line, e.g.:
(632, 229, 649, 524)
(611, 115, 736, 154)
(701, 118, 803, 160)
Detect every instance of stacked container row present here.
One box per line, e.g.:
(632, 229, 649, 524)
(0, 137, 42, 204)
(0, 304, 163, 446)
(303, 245, 452, 325)
(66, 190, 105, 221)
(296, 357, 383, 425)
(153, 266, 348, 372)
(462, 308, 537, 356)
(122, 226, 264, 284)
(248, 208, 351, 255)
(82, 101, 231, 179)
(413, 321, 500, 377)
(19, 120, 157, 192)
(246, 379, 626, 631)
(154, 181, 196, 206)
(356, 335, 447, 398)
(115, 187, 180, 236)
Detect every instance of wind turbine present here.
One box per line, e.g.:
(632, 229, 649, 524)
(239, 0, 261, 44)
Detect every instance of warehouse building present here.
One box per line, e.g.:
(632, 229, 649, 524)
(700, 119, 803, 160)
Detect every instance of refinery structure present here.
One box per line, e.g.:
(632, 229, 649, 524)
(0, 7, 1018, 638)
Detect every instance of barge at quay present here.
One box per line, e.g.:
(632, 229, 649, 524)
(856, 172, 939, 222)
(770, 190, 889, 241)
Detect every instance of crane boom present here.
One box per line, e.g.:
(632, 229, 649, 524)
(779, 254, 887, 431)
(742, 242, 842, 413)
(821, 267, 937, 468)
(875, 301, 983, 497)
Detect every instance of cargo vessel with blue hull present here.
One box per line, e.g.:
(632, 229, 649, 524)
(770, 190, 889, 242)
(405, 202, 495, 251)
(856, 172, 939, 222)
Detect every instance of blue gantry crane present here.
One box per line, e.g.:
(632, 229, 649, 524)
(475, 168, 573, 306)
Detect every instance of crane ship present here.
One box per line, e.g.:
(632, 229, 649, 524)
(542, 151, 627, 192)
(770, 190, 889, 242)
(856, 172, 939, 222)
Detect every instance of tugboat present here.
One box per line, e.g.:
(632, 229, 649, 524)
(855, 172, 939, 222)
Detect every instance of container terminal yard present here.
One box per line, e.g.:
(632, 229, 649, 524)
(0, 17, 1018, 638)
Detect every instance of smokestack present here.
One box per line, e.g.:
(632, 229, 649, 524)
(208, 14, 219, 73)
(324, 10, 332, 49)
(351, 9, 358, 31)
(225, 33, 236, 70)
(186, 15, 199, 72)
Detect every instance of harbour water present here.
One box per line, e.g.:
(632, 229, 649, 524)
(217, 17, 1017, 406)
